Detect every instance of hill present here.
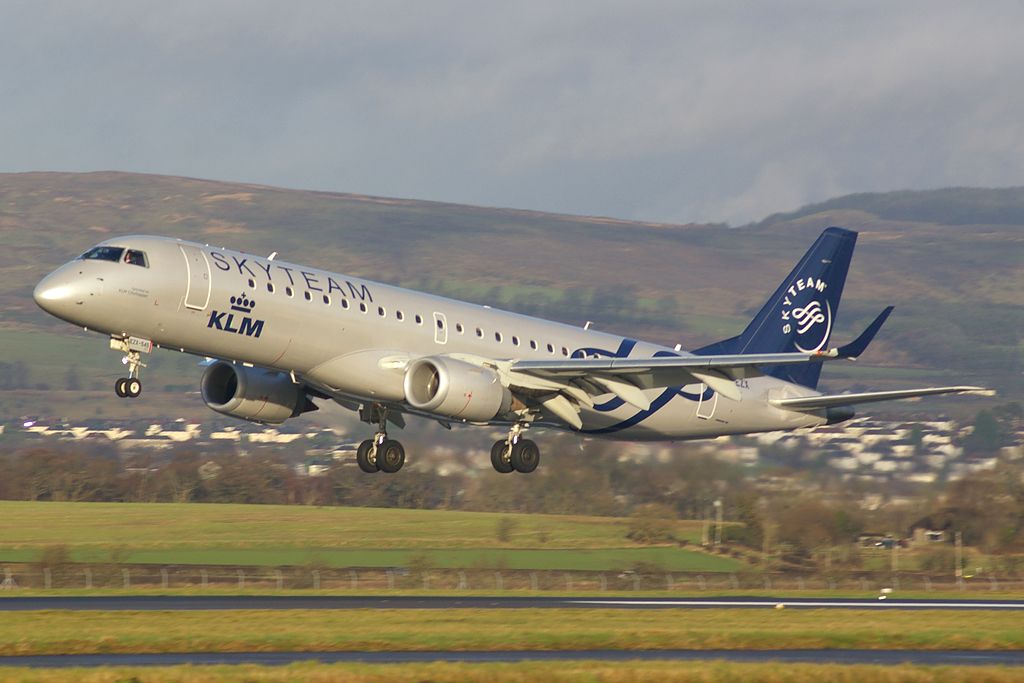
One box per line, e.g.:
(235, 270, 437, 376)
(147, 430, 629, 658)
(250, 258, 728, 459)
(1, 172, 1020, 416)
(758, 186, 1024, 227)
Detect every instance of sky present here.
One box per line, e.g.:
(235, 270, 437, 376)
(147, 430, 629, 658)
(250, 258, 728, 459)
(4, 1, 1024, 225)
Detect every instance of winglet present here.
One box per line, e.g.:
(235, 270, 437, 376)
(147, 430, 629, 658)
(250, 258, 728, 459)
(835, 306, 894, 359)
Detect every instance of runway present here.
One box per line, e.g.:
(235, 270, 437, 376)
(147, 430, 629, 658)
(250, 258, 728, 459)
(2, 649, 1023, 668)
(0, 595, 1023, 611)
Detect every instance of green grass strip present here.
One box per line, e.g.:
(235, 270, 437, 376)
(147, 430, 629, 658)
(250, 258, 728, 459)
(0, 609, 1021, 656)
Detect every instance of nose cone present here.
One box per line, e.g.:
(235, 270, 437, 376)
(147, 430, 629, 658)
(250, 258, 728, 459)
(34, 267, 84, 321)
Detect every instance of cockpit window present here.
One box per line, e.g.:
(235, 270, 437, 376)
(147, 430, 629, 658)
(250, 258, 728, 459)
(123, 249, 148, 267)
(80, 246, 125, 262)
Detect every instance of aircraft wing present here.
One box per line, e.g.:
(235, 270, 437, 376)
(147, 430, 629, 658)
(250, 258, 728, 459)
(512, 350, 840, 375)
(769, 386, 993, 410)
(507, 349, 848, 415)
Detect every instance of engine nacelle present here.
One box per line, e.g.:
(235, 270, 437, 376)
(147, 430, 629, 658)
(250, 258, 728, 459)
(201, 361, 312, 425)
(404, 357, 511, 422)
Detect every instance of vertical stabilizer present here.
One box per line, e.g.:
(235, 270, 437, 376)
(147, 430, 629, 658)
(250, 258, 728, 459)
(693, 227, 857, 388)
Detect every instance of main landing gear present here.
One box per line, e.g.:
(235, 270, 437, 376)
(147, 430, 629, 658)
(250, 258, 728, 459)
(111, 340, 145, 399)
(490, 422, 541, 474)
(356, 403, 406, 474)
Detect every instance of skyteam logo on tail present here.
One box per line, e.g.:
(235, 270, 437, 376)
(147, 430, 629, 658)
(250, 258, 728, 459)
(207, 292, 265, 338)
(780, 277, 831, 352)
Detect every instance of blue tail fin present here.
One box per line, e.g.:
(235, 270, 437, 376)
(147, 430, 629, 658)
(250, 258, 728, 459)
(693, 227, 857, 389)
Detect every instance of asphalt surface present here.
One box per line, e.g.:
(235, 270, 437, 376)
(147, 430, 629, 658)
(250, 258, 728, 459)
(2, 649, 1023, 668)
(1, 595, 1023, 611)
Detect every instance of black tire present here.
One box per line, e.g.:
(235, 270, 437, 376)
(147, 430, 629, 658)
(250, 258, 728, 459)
(114, 378, 127, 398)
(510, 439, 541, 473)
(125, 378, 142, 398)
(377, 439, 406, 473)
(490, 440, 514, 474)
(356, 439, 378, 473)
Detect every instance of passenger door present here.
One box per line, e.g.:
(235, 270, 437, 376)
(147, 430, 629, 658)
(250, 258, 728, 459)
(180, 245, 211, 310)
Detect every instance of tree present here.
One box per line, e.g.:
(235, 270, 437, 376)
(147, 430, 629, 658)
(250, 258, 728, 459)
(627, 503, 677, 544)
(772, 498, 864, 570)
(963, 409, 1007, 454)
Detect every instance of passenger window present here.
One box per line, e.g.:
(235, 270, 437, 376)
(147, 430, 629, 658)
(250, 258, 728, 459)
(323, 295, 330, 305)
(495, 332, 503, 343)
(396, 311, 404, 321)
(530, 340, 537, 350)
(286, 286, 294, 297)
(546, 343, 554, 353)
(123, 249, 148, 267)
(476, 328, 483, 338)
(247, 278, 255, 288)
(456, 323, 464, 334)
(80, 246, 125, 262)
(267, 283, 275, 293)
(415, 314, 423, 324)
(304, 291, 312, 301)
(341, 298, 349, 309)
(437, 318, 445, 329)
(360, 302, 367, 313)
(512, 336, 520, 346)
(561, 346, 569, 356)
(378, 306, 386, 317)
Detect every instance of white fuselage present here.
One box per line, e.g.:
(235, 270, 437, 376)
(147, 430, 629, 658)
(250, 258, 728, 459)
(34, 235, 827, 440)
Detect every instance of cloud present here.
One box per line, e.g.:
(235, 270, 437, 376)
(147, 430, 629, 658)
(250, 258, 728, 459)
(2, 1, 1024, 224)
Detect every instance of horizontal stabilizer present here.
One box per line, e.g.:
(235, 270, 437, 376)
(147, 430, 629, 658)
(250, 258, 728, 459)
(771, 386, 993, 410)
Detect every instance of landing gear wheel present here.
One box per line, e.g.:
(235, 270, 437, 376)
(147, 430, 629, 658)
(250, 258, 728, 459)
(124, 377, 142, 398)
(490, 440, 514, 474)
(377, 440, 406, 473)
(114, 378, 127, 398)
(510, 439, 540, 473)
(356, 439, 378, 473)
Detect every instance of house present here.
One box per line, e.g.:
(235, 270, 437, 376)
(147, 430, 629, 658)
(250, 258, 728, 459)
(908, 512, 956, 547)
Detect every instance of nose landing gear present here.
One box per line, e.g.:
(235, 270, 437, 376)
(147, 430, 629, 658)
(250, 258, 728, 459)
(115, 376, 142, 398)
(110, 337, 147, 399)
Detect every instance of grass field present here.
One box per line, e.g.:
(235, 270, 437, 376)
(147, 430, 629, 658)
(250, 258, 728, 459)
(1, 608, 1022, 655)
(5, 662, 1024, 683)
(0, 501, 737, 572)
(0, 610, 1019, 655)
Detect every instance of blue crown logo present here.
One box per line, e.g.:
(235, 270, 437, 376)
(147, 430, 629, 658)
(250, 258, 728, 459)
(230, 293, 255, 314)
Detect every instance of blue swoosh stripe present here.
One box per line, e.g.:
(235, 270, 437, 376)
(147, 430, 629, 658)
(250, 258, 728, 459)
(571, 341, 716, 434)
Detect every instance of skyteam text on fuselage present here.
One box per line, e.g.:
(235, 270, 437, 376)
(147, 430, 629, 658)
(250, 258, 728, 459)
(33, 227, 988, 474)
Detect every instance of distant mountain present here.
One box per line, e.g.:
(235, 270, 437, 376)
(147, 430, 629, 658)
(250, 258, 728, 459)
(1, 172, 1020, 414)
(758, 186, 1024, 227)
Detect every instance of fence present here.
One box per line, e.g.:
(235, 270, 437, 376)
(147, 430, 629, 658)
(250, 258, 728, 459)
(2, 565, 1023, 593)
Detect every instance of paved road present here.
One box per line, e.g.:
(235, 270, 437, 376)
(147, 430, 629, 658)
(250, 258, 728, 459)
(1, 595, 1023, 611)
(2, 649, 1023, 668)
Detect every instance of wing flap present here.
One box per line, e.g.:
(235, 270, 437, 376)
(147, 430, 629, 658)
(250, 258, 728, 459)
(590, 375, 651, 411)
(771, 386, 993, 410)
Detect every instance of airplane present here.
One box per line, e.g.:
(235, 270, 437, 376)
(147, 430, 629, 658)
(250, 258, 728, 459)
(33, 226, 988, 474)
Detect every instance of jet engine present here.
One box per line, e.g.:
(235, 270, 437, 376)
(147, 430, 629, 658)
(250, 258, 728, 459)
(201, 361, 314, 425)
(404, 356, 511, 422)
